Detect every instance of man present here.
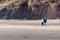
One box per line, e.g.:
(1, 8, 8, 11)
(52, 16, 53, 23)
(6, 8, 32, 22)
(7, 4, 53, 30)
(41, 17, 47, 26)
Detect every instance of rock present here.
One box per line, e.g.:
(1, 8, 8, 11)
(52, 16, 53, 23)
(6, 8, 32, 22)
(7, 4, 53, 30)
(0, 0, 60, 20)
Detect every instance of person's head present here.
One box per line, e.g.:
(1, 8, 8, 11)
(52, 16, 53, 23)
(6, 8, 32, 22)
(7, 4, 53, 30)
(43, 17, 47, 19)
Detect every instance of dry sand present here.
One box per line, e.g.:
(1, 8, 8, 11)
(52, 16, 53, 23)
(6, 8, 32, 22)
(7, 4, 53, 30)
(0, 19, 60, 40)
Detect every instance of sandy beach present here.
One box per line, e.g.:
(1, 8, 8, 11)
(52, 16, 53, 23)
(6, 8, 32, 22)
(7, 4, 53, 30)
(0, 19, 60, 40)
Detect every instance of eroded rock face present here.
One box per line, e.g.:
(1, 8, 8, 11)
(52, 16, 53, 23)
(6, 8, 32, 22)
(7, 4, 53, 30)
(0, 0, 6, 3)
(0, 0, 60, 20)
(0, 1, 19, 19)
(0, 0, 29, 19)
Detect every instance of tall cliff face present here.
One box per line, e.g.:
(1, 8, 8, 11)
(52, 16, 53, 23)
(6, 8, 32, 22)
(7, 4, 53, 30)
(0, 0, 60, 20)
(0, 0, 28, 19)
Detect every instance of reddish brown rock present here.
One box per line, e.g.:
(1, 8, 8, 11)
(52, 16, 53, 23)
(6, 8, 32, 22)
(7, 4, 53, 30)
(0, 0, 60, 20)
